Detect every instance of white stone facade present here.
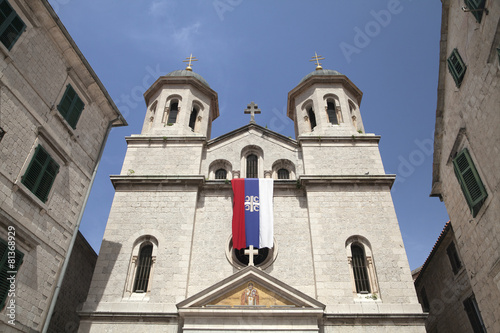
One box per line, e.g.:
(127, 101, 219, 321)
(431, 0, 500, 331)
(80, 67, 424, 332)
(0, 0, 125, 331)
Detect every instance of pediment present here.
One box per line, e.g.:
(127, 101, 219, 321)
(177, 266, 324, 310)
(207, 123, 298, 150)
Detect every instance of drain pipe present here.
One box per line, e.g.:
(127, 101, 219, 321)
(41, 116, 125, 332)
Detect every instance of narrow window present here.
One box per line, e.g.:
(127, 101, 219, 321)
(215, 168, 227, 180)
(188, 106, 199, 131)
(420, 287, 430, 312)
(464, 0, 486, 23)
(453, 148, 487, 217)
(57, 85, 85, 129)
(277, 168, 289, 179)
(351, 244, 371, 293)
(0, 238, 23, 309)
(307, 107, 316, 131)
(246, 154, 258, 178)
(446, 242, 462, 274)
(0, 0, 26, 50)
(447, 49, 467, 88)
(326, 101, 338, 125)
(167, 101, 179, 124)
(133, 244, 153, 293)
(21, 145, 59, 203)
(463, 295, 486, 333)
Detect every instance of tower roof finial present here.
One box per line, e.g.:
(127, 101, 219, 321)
(309, 52, 325, 71)
(183, 54, 198, 71)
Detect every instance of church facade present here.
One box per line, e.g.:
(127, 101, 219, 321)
(79, 62, 425, 332)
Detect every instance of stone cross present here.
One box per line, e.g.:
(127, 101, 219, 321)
(244, 102, 261, 123)
(244, 245, 259, 266)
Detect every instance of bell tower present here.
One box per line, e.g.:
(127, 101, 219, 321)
(140, 55, 219, 139)
(287, 54, 365, 138)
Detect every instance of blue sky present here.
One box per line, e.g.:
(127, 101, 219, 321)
(49, 0, 449, 270)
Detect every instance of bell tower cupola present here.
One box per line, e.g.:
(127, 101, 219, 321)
(141, 55, 219, 139)
(287, 54, 364, 138)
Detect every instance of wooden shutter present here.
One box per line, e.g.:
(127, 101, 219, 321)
(465, 0, 486, 22)
(0, 238, 24, 310)
(453, 148, 487, 217)
(0, 0, 26, 50)
(57, 85, 85, 129)
(447, 49, 467, 87)
(463, 295, 486, 333)
(21, 145, 60, 202)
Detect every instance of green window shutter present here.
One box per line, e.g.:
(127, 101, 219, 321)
(453, 148, 487, 217)
(447, 49, 467, 88)
(57, 85, 85, 129)
(0, 238, 24, 310)
(21, 145, 59, 203)
(464, 0, 486, 23)
(0, 0, 26, 50)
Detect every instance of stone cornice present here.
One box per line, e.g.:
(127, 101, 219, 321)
(124, 135, 207, 145)
(110, 175, 205, 189)
(298, 135, 381, 145)
(299, 175, 396, 189)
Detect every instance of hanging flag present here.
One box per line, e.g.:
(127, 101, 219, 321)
(232, 178, 273, 250)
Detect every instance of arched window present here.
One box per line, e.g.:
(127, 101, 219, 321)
(307, 107, 317, 130)
(189, 106, 198, 131)
(351, 244, 371, 293)
(133, 244, 153, 293)
(246, 154, 258, 178)
(215, 168, 227, 179)
(326, 101, 338, 125)
(277, 168, 289, 179)
(167, 101, 179, 124)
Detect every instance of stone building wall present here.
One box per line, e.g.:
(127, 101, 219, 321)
(47, 232, 97, 333)
(0, 0, 125, 331)
(431, 1, 500, 331)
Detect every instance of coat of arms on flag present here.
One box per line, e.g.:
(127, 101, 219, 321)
(231, 178, 274, 251)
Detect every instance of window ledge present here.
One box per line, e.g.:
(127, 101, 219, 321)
(124, 292, 150, 302)
(51, 109, 78, 139)
(12, 180, 49, 215)
(354, 293, 381, 302)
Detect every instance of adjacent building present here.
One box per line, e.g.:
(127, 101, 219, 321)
(414, 222, 486, 332)
(79, 62, 426, 332)
(0, 0, 126, 331)
(430, 0, 499, 331)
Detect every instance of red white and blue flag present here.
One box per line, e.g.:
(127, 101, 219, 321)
(231, 178, 274, 250)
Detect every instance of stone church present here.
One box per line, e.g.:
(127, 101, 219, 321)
(79, 58, 426, 332)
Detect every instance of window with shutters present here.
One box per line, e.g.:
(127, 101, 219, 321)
(464, 0, 486, 23)
(420, 287, 430, 312)
(446, 242, 463, 274)
(21, 145, 59, 203)
(326, 100, 338, 125)
(0, 0, 26, 50)
(167, 101, 179, 124)
(215, 168, 227, 180)
(463, 295, 486, 333)
(57, 84, 85, 129)
(447, 49, 467, 88)
(453, 148, 487, 217)
(133, 244, 153, 293)
(307, 107, 317, 131)
(351, 244, 371, 293)
(246, 154, 258, 178)
(0, 238, 24, 309)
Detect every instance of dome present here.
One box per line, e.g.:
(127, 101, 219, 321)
(299, 68, 343, 84)
(165, 69, 210, 88)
